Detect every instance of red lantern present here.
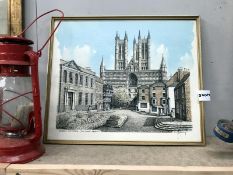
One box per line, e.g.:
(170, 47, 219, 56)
(0, 9, 64, 163)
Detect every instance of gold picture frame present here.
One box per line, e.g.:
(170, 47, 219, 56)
(44, 16, 205, 145)
(0, 0, 22, 35)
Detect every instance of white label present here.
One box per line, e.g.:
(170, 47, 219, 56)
(198, 90, 211, 101)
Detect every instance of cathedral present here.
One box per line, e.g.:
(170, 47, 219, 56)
(100, 31, 168, 100)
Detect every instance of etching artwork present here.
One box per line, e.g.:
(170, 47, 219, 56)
(56, 31, 192, 133)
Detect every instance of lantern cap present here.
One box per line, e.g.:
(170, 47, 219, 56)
(0, 35, 34, 45)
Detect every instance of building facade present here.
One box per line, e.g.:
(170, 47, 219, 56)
(58, 60, 102, 112)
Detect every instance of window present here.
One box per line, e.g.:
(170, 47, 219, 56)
(90, 78, 93, 88)
(163, 99, 166, 105)
(153, 93, 156, 97)
(176, 90, 178, 99)
(85, 76, 88, 87)
(85, 93, 88, 105)
(69, 72, 73, 83)
(91, 93, 93, 105)
(63, 70, 67, 83)
(142, 96, 145, 100)
(152, 99, 156, 104)
(182, 86, 185, 97)
(152, 106, 157, 112)
(153, 87, 155, 90)
(163, 92, 166, 97)
(75, 73, 78, 85)
(78, 92, 82, 105)
(140, 103, 147, 108)
(142, 89, 145, 93)
(80, 75, 83, 85)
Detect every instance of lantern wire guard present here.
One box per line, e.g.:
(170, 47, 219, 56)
(0, 9, 64, 163)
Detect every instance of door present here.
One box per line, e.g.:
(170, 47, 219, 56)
(67, 92, 74, 110)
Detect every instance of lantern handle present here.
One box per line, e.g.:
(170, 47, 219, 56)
(17, 9, 64, 57)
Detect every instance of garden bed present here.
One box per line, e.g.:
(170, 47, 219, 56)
(56, 111, 111, 130)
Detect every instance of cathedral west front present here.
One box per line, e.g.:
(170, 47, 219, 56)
(100, 31, 168, 101)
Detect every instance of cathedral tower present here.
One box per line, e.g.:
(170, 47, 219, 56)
(147, 31, 151, 70)
(100, 57, 105, 79)
(133, 31, 151, 71)
(160, 54, 167, 80)
(115, 32, 128, 70)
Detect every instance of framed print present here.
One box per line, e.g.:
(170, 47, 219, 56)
(0, 0, 22, 35)
(44, 16, 205, 145)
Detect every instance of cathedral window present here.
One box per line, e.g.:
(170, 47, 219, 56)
(69, 72, 73, 83)
(129, 73, 138, 87)
(63, 70, 67, 83)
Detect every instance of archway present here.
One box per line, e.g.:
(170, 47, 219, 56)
(129, 73, 138, 87)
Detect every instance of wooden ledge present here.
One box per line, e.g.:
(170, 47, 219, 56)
(0, 164, 9, 175)
(6, 164, 233, 175)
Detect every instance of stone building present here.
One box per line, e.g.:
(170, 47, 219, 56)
(149, 81, 168, 115)
(174, 72, 191, 121)
(95, 77, 104, 111)
(136, 81, 168, 115)
(137, 85, 150, 113)
(103, 84, 113, 110)
(167, 68, 191, 121)
(58, 60, 102, 112)
(100, 31, 167, 104)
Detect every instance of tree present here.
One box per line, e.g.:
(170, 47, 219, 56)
(112, 87, 130, 108)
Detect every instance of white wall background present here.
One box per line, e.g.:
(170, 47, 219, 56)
(23, 0, 233, 136)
